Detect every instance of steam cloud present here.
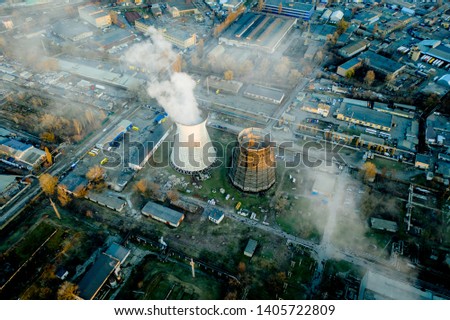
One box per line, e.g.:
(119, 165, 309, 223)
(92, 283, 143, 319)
(123, 26, 202, 125)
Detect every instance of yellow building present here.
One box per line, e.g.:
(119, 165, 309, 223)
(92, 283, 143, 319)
(336, 103, 392, 132)
(301, 103, 330, 117)
(161, 27, 197, 49)
(78, 5, 112, 28)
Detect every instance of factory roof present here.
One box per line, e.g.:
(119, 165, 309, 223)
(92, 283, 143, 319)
(86, 192, 127, 212)
(338, 57, 362, 71)
(1, 138, 30, 152)
(0, 175, 18, 193)
(359, 271, 439, 300)
(359, 133, 385, 145)
(52, 20, 93, 40)
(77, 253, 119, 300)
(57, 59, 145, 90)
(426, 44, 450, 63)
(96, 119, 132, 148)
(339, 40, 370, 57)
(104, 243, 130, 264)
(205, 76, 243, 94)
(436, 160, 450, 178)
(359, 51, 405, 75)
(219, 12, 296, 53)
(415, 154, 432, 165)
(370, 218, 398, 232)
(141, 201, 184, 227)
(264, 0, 314, 12)
(167, 0, 197, 11)
(244, 84, 285, 104)
(338, 103, 393, 129)
(437, 74, 450, 88)
(93, 28, 135, 48)
(59, 174, 88, 194)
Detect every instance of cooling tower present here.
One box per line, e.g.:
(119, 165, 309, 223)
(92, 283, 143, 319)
(170, 117, 216, 175)
(229, 128, 276, 192)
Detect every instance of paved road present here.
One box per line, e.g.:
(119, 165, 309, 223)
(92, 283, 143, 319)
(0, 102, 143, 230)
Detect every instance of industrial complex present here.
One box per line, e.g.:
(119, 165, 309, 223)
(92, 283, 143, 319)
(0, 0, 450, 310)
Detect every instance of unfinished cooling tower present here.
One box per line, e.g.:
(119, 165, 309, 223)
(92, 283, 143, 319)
(170, 117, 216, 175)
(229, 128, 276, 192)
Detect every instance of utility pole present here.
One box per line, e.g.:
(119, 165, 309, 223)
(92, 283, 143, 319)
(49, 198, 61, 220)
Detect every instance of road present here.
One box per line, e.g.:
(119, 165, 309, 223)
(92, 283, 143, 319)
(0, 101, 143, 230)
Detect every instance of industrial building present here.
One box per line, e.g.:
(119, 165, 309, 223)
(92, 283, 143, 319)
(301, 102, 330, 117)
(370, 218, 398, 233)
(52, 20, 94, 42)
(166, 0, 199, 17)
(160, 26, 197, 49)
(0, 138, 45, 168)
(336, 100, 393, 132)
(141, 201, 185, 227)
(337, 57, 362, 77)
(86, 192, 127, 212)
(359, 51, 406, 78)
(96, 120, 133, 149)
(92, 28, 136, 51)
(359, 271, 444, 300)
(338, 40, 370, 58)
(229, 128, 276, 193)
(78, 4, 112, 28)
(415, 154, 432, 170)
(219, 12, 297, 53)
(243, 84, 285, 105)
(426, 113, 450, 147)
(171, 117, 216, 175)
(244, 239, 258, 257)
(135, 18, 153, 34)
(77, 243, 130, 300)
(124, 11, 142, 26)
(262, 0, 314, 21)
(222, 0, 244, 11)
(204, 76, 243, 95)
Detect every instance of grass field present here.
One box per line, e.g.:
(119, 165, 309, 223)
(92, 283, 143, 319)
(117, 255, 223, 300)
(275, 197, 326, 242)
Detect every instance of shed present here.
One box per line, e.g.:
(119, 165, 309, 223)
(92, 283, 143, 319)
(141, 201, 185, 227)
(244, 239, 258, 257)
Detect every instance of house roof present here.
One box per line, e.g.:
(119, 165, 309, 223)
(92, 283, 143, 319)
(141, 201, 184, 226)
(104, 243, 130, 264)
(77, 254, 119, 300)
(244, 239, 257, 255)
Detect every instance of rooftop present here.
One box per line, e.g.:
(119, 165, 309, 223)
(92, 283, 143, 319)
(141, 201, 184, 226)
(370, 218, 398, 232)
(338, 103, 393, 129)
(359, 271, 441, 300)
(244, 84, 285, 103)
(104, 243, 130, 264)
(77, 254, 119, 300)
(244, 239, 257, 256)
(359, 51, 405, 75)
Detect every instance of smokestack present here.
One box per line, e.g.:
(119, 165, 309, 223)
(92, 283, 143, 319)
(171, 116, 216, 175)
(229, 128, 276, 192)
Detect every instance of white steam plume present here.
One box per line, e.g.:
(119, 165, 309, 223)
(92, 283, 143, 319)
(147, 72, 202, 125)
(123, 26, 202, 125)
